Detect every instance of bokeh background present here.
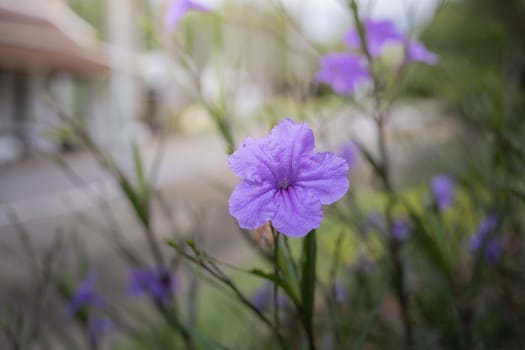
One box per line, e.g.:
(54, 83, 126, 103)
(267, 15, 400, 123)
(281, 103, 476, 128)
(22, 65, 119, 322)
(1, 0, 525, 349)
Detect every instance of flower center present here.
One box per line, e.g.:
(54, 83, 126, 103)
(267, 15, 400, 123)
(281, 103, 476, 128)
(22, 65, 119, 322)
(279, 177, 289, 189)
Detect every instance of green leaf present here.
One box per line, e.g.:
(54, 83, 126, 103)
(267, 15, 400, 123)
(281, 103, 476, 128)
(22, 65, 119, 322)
(300, 230, 317, 332)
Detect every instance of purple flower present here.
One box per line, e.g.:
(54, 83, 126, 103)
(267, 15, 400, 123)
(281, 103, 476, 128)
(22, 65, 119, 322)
(228, 119, 349, 237)
(129, 267, 177, 302)
(345, 18, 404, 57)
(469, 215, 498, 251)
(431, 174, 455, 211)
(251, 283, 272, 311)
(67, 273, 105, 315)
(251, 283, 289, 312)
(333, 282, 347, 304)
(485, 238, 503, 264)
(88, 317, 114, 349)
(340, 142, 360, 173)
(316, 53, 371, 96)
(392, 219, 410, 241)
(165, 0, 210, 29)
(406, 41, 439, 65)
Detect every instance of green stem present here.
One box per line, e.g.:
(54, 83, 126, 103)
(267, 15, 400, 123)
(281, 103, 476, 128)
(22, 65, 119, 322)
(300, 231, 317, 350)
(273, 231, 281, 341)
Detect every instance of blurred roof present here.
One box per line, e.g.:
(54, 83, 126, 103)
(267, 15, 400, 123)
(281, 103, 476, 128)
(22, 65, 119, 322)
(0, 0, 108, 75)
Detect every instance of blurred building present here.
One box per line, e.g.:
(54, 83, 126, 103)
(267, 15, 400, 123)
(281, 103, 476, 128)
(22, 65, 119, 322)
(0, 0, 121, 165)
(0, 0, 111, 163)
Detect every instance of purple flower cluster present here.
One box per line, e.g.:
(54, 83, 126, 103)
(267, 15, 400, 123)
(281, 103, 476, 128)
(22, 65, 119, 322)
(469, 215, 503, 264)
(67, 273, 105, 315)
(129, 267, 177, 302)
(165, 0, 210, 29)
(67, 267, 180, 347)
(431, 174, 455, 211)
(228, 118, 349, 237)
(316, 18, 438, 95)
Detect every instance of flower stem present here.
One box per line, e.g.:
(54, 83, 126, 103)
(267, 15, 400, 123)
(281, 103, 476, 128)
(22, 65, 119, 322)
(273, 231, 281, 339)
(349, 3, 412, 345)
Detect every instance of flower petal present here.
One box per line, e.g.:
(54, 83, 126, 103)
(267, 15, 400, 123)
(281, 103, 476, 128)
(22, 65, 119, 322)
(165, 0, 210, 29)
(344, 19, 404, 57)
(271, 186, 322, 237)
(267, 118, 315, 180)
(406, 41, 439, 65)
(316, 53, 371, 96)
(296, 152, 349, 205)
(228, 137, 278, 183)
(229, 180, 277, 229)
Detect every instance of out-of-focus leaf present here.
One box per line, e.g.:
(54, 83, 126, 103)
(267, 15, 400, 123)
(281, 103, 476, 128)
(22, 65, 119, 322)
(118, 175, 149, 228)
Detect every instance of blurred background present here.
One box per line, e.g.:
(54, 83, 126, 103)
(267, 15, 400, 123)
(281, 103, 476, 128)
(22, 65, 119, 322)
(1, 0, 525, 349)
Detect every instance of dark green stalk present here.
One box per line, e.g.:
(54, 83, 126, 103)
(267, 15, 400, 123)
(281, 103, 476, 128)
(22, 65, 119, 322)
(300, 231, 317, 350)
(273, 230, 282, 340)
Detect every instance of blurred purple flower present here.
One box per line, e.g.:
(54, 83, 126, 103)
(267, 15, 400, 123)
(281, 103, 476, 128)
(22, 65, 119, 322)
(316, 53, 371, 96)
(165, 0, 210, 30)
(129, 267, 177, 302)
(88, 317, 114, 349)
(340, 142, 360, 173)
(345, 18, 404, 57)
(67, 273, 105, 315)
(229, 118, 349, 237)
(406, 41, 439, 65)
(344, 18, 438, 66)
(431, 174, 455, 211)
(251, 283, 271, 311)
(485, 238, 503, 264)
(469, 214, 498, 251)
(333, 282, 347, 304)
(392, 219, 410, 241)
(251, 283, 289, 312)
